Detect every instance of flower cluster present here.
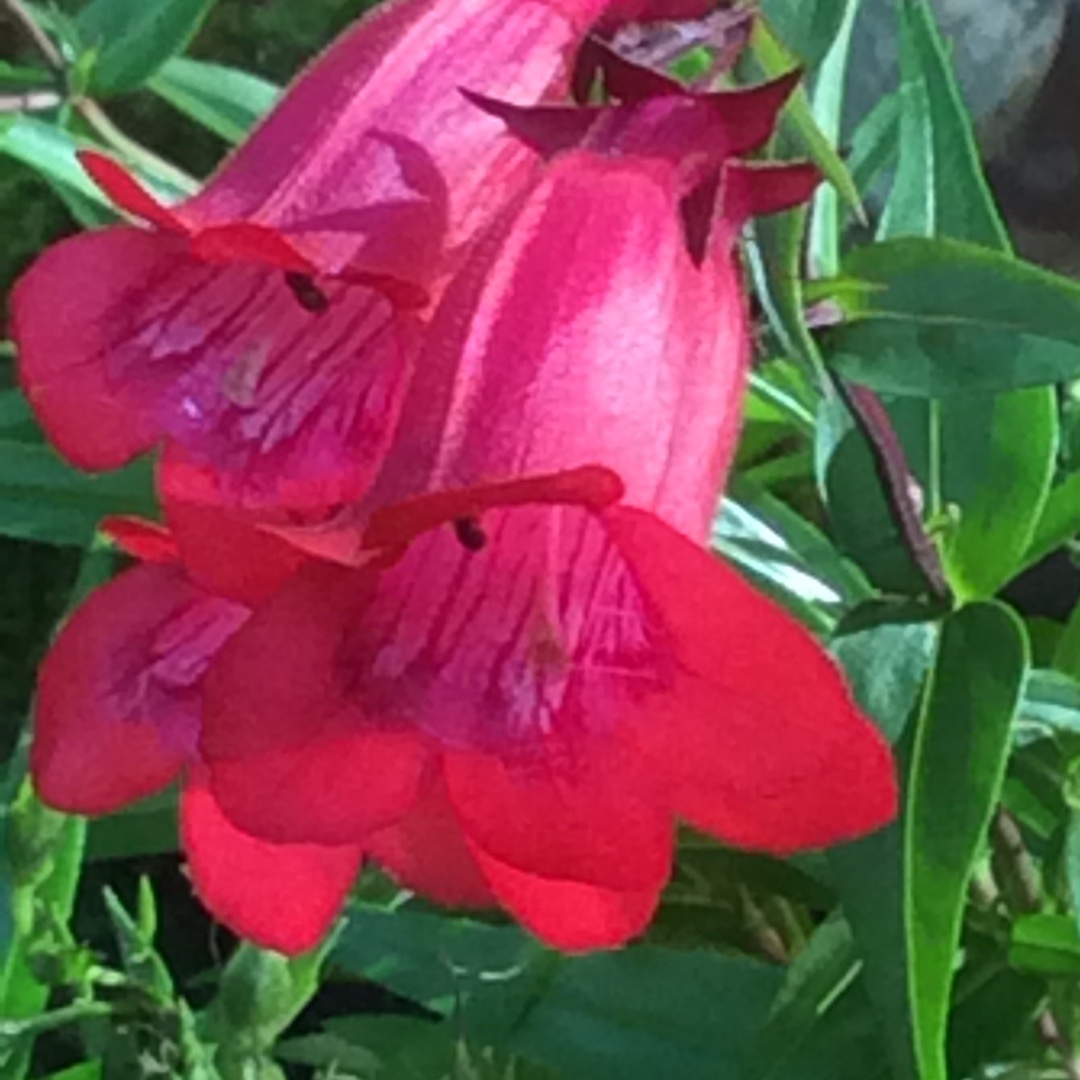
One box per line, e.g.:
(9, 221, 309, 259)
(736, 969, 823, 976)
(14, 0, 897, 953)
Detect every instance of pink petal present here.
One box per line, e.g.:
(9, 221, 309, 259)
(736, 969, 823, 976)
(605, 506, 899, 853)
(14, 225, 417, 511)
(14, 228, 181, 470)
(468, 843, 660, 951)
(367, 776, 495, 907)
(182, 774, 363, 954)
(183, 0, 600, 284)
(370, 150, 748, 544)
(32, 564, 245, 815)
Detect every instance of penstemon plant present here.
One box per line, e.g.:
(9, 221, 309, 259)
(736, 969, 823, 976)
(2, 2, 1080, 1080)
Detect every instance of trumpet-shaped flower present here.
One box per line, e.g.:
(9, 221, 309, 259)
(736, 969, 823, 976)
(31, 513, 362, 953)
(198, 82, 897, 950)
(13, 0, 636, 513)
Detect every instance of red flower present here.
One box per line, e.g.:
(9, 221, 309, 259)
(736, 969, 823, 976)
(12, 0, 627, 513)
(31, 513, 362, 954)
(197, 83, 897, 950)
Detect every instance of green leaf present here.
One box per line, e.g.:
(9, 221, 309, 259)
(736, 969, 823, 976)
(149, 57, 279, 143)
(938, 389, 1056, 600)
(333, 905, 534, 1016)
(826, 613, 938, 1080)
(906, 602, 1028, 1080)
(808, 0, 865, 276)
(831, 616, 937, 743)
(715, 477, 872, 634)
(848, 0, 1060, 605)
(761, 0, 849, 69)
(748, 22, 863, 224)
(0, 441, 156, 547)
(1017, 668, 1080, 743)
(0, 115, 115, 210)
(76, 0, 219, 95)
(1022, 467, 1080, 572)
(827, 238, 1080, 397)
(511, 948, 783, 1080)
(879, 0, 1007, 249)
(1009, 914, 1080, 976)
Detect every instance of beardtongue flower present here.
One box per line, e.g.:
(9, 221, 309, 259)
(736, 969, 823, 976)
(12, 0, 647, 514)
(198, 80, 898, 951)
(31, 512, 363, 954)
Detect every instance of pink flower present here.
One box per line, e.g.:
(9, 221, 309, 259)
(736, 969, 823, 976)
(197, 79, 897, 950)
(13, 0, 629, 513)
(32, 512, 362, 953)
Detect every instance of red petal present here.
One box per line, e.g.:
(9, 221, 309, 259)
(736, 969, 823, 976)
(78, 150, 185, 233)
(13, 227, 182, 470)
(469, 843, 660, 951)
(31, 564, 244, 814)
(163, 497, 308, 606)
(101, 516, 179, 564)
(605, 506, 898, 853)
(182, 774, 362, 954)
(443, 742, 672, 892)
(200, 563, 431, 844)
(205, 727, 430, 846)
(200, 563, 373, 761)
(367, 775, 495, 907)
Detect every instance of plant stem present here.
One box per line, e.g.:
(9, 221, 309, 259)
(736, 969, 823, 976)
(2, 0, 64, 72)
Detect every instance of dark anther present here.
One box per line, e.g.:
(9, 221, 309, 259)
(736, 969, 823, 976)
(453, 516, 488, 552)
(284, 271, 330, 314)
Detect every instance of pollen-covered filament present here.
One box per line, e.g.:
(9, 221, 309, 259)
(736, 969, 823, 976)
(339, 503, 670, 753)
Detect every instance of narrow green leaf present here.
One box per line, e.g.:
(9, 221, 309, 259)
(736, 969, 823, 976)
(939, 388, 1056, 601)
(749, 23, 863, 226)
(0, 441, 156, 547)
(906, 602, 1028, 1080)
(715, 477, 872, 633)
(76, 0, 219, 95)
(1009, 914, 1080, 976)
(808, 0, 865, 276)
(1023, 468, 1080, 573)
(149, 57, 279, 143)
(761, 0, 849, 68)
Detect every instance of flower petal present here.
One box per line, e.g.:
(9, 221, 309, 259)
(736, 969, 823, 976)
(368, 150, 745, 544)
(184, 0, 599, 283)
(78, 151, 186, 233)
(468, 842, 660, 951)
(200, 563, 431, 844)
(605, 506, 899, 853)
(32, 564, 245, 814)
(163, 497, 308, 606)
(367, 775, 495, 908)
(14, 224, 417, 511)
(182, 774, 362, 954)
(206, 726, 431, 846)
(14, 227, 181, 471)
(444, 740, 671, 892)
